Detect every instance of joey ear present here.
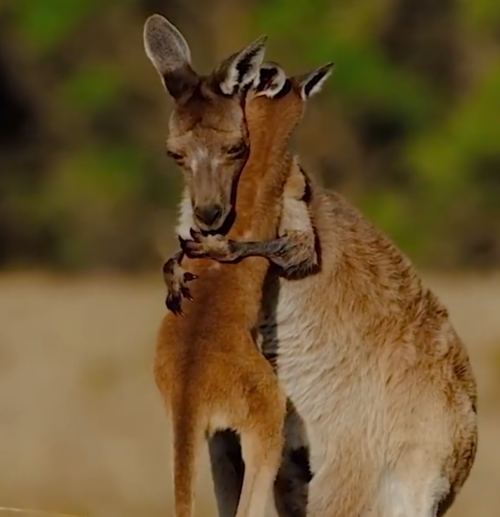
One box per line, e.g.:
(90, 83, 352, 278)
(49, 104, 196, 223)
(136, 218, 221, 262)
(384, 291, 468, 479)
(298, 63, 334, 100)
(143, 14, 199, 98)
(212, 35, 267, 96)
(253, 62, 287, 98)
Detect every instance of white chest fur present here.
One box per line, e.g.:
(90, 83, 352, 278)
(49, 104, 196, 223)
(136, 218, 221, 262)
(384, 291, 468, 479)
(175, 188, 196, 240)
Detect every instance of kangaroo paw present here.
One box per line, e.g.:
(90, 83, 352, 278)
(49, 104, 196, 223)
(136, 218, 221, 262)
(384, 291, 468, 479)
(163, 255, 197, 315)
(180, 229, 240, 262)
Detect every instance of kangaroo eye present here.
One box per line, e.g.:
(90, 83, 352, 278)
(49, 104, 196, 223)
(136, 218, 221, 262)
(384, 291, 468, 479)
(226, 143, 247, 158)
(167, 150, 184, 161)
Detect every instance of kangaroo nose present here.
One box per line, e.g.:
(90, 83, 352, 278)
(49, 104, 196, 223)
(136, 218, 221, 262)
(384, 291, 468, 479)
(194, 204, 223, 227)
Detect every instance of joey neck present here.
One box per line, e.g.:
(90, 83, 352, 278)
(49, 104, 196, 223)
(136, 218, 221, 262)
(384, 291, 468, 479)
(241, 118, 292, 186)
(231, 139, 292, 235)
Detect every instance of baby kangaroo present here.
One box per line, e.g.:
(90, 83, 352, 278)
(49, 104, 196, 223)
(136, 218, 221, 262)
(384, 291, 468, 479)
(144, 13, 330, 517)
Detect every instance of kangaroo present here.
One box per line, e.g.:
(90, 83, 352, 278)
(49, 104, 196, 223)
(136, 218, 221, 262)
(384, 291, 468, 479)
(183, 148, 478, 516)
(164, 37, 478, 517)
(143, 13, 331, 517)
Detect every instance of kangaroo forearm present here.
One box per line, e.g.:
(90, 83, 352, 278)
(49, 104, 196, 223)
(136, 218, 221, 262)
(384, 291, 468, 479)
(225, 230, 318, 278)
(163, 248, 184, 275)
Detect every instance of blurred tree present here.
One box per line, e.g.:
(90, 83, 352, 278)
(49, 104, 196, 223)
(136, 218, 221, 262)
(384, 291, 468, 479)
(0, 0, 498, 271)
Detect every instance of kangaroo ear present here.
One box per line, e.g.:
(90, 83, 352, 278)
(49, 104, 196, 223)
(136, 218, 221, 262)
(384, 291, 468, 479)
(211, 35, 267, 96)
(253, 62, 287, 98)
(297, 63, 334, 100)
(143, 14, 199, 99)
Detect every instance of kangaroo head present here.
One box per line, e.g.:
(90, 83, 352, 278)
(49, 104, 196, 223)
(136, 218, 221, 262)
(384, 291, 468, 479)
(143, 14, 267, 233)
(243, 61, 334, 149)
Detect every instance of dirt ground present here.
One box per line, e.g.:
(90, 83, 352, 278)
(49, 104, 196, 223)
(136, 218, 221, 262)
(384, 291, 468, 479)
(0, 272, 498, 517)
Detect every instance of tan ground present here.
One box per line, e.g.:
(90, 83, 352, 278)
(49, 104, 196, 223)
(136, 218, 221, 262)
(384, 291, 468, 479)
(0, 272, 498, 517)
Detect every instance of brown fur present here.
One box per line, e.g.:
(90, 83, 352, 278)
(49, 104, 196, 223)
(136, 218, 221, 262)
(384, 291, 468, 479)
(175, 80, 477, 517)
(146, 15, 477, 517)
(155, 83, 307, 517)
(182, 166, 318, 279)
(183, 174, 478, 517)
(144, 13, 329, 517)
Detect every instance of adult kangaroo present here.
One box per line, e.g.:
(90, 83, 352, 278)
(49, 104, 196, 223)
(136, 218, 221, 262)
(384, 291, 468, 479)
(172, 37, 478, 517)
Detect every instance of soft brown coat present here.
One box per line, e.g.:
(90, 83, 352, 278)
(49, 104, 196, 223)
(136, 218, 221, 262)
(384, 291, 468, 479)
(178, 74, 478, 517)
(144, 13, 331, 517)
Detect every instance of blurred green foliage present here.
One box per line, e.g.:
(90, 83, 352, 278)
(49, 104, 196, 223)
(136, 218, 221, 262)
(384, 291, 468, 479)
(0, 0, 499, 271)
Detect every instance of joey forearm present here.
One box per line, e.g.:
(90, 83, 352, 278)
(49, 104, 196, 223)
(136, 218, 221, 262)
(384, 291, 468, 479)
(227, 231, 317, 278)
(164, 224, 318, 314)
(178, 163, 318, 279)
(181, 229, 318, 279)
(162, 249, 183, 278)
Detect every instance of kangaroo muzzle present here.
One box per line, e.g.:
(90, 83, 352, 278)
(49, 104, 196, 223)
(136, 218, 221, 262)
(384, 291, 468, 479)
(194, 204, 223, 229)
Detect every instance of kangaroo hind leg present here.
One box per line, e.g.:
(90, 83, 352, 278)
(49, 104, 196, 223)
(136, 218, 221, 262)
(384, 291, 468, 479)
(235, 427, 284, 517)
(373, 461, 452, 517)
(234, 362, 286, 517)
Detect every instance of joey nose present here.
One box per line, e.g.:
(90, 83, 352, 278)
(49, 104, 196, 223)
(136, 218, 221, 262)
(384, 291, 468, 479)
(194, 204, 223, 228)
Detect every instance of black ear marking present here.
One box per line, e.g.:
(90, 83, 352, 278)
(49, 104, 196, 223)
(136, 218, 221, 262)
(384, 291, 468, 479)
(253, 62, 287, 98)
(255, 66, 279, 93)
(235, 43, 266, 87)
(211, 35, 267, 97)
(304, 73, 322, 98)
(299, 62, 334, 100)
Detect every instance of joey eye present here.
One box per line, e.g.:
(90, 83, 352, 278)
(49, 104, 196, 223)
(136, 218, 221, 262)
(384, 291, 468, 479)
(166, 150, 184, 162)
(226, 143, 247, 158)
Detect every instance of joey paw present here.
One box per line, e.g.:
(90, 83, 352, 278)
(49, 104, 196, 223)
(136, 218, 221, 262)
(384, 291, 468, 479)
(162, 257, 197, 315)
(180, 230, 238, 262)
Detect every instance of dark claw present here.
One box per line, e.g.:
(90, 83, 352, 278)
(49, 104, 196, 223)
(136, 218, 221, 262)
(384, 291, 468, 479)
(162, 259, 175, 274)
(189, 228, 203, 241)
(181, 240, 205, 258)
(183, 271, 198, 282)
(181, 286, 193, 301)
(179, 236, 192, 254)
(166, 294, 183, 316)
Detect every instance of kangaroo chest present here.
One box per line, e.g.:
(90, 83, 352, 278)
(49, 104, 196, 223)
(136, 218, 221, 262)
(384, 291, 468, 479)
(258, 275, 335, 418)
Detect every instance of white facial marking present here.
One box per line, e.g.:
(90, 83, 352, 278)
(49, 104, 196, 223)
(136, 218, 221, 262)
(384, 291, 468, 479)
(191, 156, 198, 174)
(211, 154, 224, 175)
(189, 145, 209, 178)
